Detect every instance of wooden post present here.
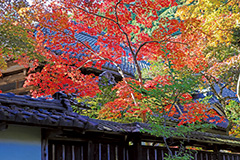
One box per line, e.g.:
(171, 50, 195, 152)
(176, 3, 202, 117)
(41, 129, 49, 160)
(88, 141, 94, 160)
(213, 145, 220, 160)
(132, 134, 143, 160)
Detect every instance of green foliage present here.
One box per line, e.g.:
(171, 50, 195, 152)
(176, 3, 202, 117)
(0, 22, 36, 58)
(225, 100, 240, 137)
(204, 44, 240, 62)
(225, 100, 240, 124)
(127, 2, 179, 43)
(197, 95, 213, 105)
(164, 151, 194, 160)
(143, 73, 201, 105)
(232, 26, 240, 48)
(141, 59, 166, 79)
(74, 76, 117, 118)
(142, 116, 215, 138)
(225, 100, 240, 125)
(133, 61, 214, 159)
(0, 0, 41, 70)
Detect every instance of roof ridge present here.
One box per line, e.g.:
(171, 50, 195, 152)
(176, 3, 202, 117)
(0, 93, 66, 111)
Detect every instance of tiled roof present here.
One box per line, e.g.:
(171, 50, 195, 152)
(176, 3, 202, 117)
(189, 131, 240, 146)
(213, 84, 239, 102)
(99, 121, 240, 147)
(41, 28, 150, 77)
(193, 84, 239, 105)
(1, 93, 240, 146)
(0, 92, 229, 130)
(0, 93, 98, 129)
(0, 93, 236, 135)
(75, 32, 150, 77)
(93, 119, 240, 146)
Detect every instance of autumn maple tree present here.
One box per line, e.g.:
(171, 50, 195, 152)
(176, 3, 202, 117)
(2, 0, 229, 158)
(25, 1, 196, 93)
(18, 0, 225, 127)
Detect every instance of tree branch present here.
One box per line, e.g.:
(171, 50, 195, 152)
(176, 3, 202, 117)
(201, 73, 222, 101)
(113, 0, 135, 60)
(113, 0, 143, 84)
(223, 96, 237, 101)
(69, 1, 143, 85)
(39, 21, 139, 105)
(220, 83, 229, 96)
(76, 58, 101, 70)
(71, 3, 118, 24)
(162, 96, 179, 158)
(237, 73, 240, 101)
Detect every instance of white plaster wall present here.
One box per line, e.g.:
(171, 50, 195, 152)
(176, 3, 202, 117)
(0, 124, 41, 160)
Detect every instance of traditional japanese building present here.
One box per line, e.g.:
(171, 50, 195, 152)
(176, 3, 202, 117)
(0, 31, 149, 95)
(0, 92, 240, 160)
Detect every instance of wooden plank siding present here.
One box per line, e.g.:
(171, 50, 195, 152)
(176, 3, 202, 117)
(46, 140, 240, 160)
(0, 63, 30, 95)
(48, 140, 129, 160)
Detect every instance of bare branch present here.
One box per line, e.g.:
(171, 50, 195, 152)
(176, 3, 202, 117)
(223, 96, 238, 101)
(237, 73, 240, 101)
(114, 0, 135, 56)
(201, 73, 222, 101)
(135, 37, 189, 57)
(113, 0, 144, 85)
(114, 0, 122, 24)
(76, 59, 101, 70)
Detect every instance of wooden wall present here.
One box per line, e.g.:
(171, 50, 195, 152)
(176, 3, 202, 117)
(47, 139, 240, 160)
(0, 61, 32, 95)
(0, 124, 41, 160)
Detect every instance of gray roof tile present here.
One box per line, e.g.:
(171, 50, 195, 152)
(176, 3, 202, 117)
(42, 28, 150, 77)
(0, 93, 97, 129)
(0, 92, 239, 145)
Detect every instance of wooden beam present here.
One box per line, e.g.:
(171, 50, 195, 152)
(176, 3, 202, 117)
(41, 129, 49, 160)
(6, 86, 33, 95)
(131, 134, 143, 160)
(0, 72, 26, 86)
(1, 64, 26, 74)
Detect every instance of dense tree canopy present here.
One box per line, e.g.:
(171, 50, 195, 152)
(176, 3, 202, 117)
(0, 0, 37, 74)
(176, 0, 240, 136)
(23, 0, 205, 94)
(2, 0, 236, 158)
(176, 0, 240, 103)
(1, 0, 223, 125)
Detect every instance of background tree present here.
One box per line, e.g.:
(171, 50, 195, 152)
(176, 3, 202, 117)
(176, 0, 240, 136)
(24, 0, 207, 97)
(176, 0, 240, 105)
(22, 0, 223, 123)
(0, 0, 38, 77)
